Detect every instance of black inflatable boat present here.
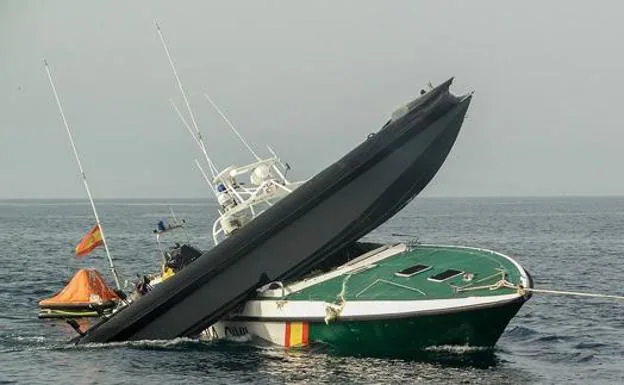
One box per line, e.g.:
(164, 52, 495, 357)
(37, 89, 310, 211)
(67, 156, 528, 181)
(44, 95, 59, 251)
(74, 78, 472, 344)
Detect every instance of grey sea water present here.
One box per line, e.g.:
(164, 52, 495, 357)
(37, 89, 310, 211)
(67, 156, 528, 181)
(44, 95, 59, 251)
(1, 197, 623, 384)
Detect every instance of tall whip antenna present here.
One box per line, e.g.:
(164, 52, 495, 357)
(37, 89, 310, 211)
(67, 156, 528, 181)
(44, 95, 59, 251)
(194, 159, 218, 196)
(43, 59, 122, 290)
(203, 94, 288, 182)
(204, 93, 260, 161)
(155, 22, 217, 180)
(169, 99, 219, 178)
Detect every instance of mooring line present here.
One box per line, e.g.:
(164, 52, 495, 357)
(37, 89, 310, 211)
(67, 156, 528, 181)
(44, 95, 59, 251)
(521, 287, 624, 300)
(457, 279, 624, 301)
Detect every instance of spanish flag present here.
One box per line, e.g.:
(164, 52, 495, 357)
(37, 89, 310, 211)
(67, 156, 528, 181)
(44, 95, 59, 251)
(75, 224, 104, 258)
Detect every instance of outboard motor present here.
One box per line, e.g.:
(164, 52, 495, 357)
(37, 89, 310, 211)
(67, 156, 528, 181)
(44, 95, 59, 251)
(163, 243, 203, 272)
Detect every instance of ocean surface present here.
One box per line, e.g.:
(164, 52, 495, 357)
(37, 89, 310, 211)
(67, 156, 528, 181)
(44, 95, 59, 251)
(1, 197, 624, 384)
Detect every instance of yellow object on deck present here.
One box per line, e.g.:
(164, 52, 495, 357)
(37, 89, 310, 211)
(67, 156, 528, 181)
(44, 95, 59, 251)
(161, 266, 175, 281)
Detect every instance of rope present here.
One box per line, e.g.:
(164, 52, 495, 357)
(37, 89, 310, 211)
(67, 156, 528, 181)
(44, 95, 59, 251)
(324, 275, 351, 324)
(455, 279, 509, 293)
(356, 279, 426, 298)
(337, 274, 351, 302)
(456, 278, 624, 301)
(522, 287, 624, 300)
(453, 269, 506, 290)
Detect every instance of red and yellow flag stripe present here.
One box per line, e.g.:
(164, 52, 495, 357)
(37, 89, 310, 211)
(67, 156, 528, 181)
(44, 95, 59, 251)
(284, 321, 309, 348)
(75, 224, 104, 258)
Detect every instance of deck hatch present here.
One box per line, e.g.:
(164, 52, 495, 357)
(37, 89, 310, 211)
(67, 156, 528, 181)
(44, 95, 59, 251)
(394, 264, 431, 278)
(428, 269, 463, 282)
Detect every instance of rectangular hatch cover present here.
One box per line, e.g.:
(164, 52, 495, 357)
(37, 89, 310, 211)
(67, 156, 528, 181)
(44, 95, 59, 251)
(394, 264, 431, 277)
(428, 269, 463, 282)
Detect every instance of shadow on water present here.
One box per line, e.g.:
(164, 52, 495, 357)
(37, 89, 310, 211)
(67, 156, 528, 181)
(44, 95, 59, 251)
(308, 343, 501, 369)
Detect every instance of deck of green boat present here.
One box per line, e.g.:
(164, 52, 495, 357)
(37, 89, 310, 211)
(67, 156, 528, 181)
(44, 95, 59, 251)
(279, 245, 523, 302)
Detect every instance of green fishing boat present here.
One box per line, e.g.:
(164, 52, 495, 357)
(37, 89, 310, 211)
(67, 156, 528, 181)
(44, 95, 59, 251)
(205, 242, 532, 357)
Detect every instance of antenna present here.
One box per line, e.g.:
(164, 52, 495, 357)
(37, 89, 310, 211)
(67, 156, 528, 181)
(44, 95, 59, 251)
(43, 59, 122, 290)
(169, 207, 190, 244)
(170, 99, 202, 152)
(203, 93, 289, 183)
(155, 21, 217, 181)
(203, 93, 260, 161)
(266, 145, 290, 184)
(170, 99, 219, 178)
(194, 159, 217, 196)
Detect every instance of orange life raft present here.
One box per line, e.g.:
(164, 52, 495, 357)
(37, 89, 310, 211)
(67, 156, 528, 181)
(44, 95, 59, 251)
(38, 268, 120, 318)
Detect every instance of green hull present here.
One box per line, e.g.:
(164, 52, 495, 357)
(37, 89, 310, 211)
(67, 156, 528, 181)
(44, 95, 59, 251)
(308, 299, 524, 358)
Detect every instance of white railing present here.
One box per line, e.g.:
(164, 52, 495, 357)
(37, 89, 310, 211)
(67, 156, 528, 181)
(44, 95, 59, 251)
(211, 157, 307, 245)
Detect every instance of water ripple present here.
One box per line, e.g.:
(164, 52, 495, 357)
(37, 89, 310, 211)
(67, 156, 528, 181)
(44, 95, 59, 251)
(2, 198, 624, 384)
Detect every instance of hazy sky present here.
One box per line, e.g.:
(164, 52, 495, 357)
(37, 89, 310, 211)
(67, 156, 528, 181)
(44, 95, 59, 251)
(1, 1, 623, 198)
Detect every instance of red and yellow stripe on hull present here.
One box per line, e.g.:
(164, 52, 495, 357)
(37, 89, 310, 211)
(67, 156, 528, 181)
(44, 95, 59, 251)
(284, 321, 309, 348)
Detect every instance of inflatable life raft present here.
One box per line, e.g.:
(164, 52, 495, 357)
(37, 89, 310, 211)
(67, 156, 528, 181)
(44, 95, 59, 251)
(38, 268, 120, 318)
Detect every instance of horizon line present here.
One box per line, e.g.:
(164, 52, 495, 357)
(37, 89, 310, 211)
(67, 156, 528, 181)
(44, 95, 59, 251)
(1, 194, 624, 201)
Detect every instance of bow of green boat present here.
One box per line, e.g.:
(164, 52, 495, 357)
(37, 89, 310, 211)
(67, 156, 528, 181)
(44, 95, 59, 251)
(210, 243, 532, 356)
(251, 243, 531, 310)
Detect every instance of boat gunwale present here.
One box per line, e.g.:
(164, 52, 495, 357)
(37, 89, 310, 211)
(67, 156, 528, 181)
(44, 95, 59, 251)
(227, 295, 527, 323)
(256, 243, 407, 298)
